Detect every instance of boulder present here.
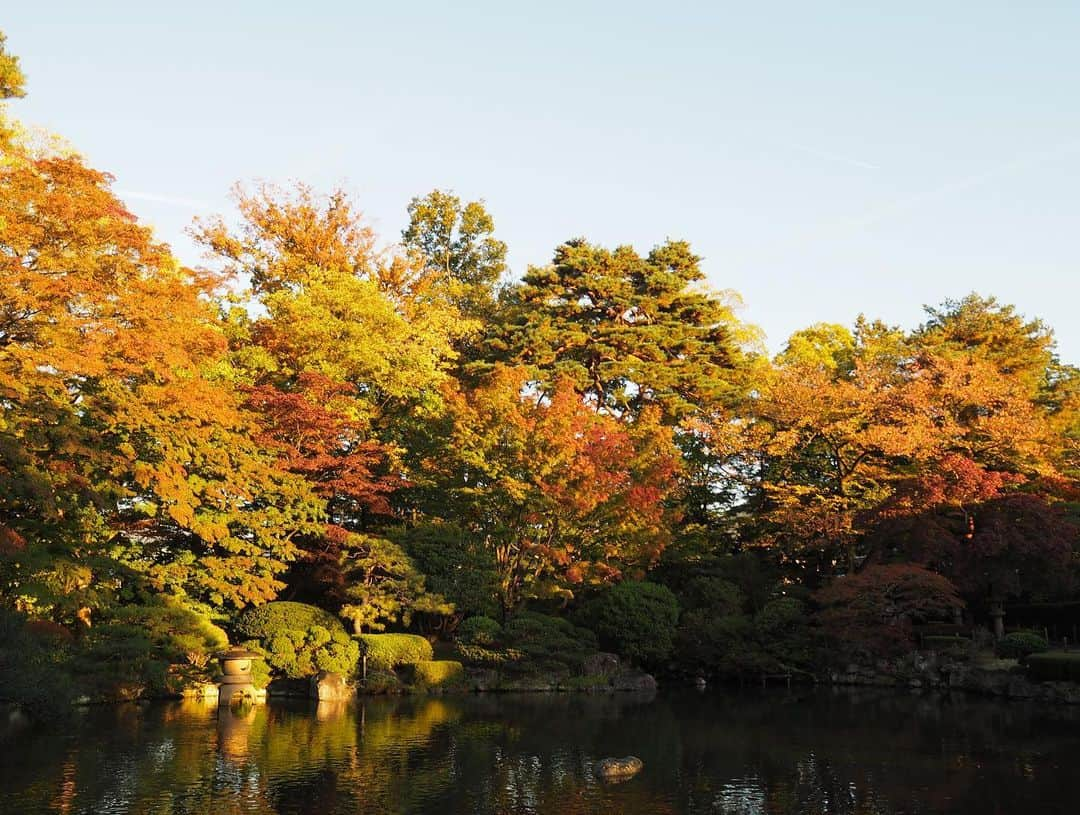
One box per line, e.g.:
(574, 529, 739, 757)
(310, 671, 354, 702)
(612, 671, 657, 692)
(595, 756, 644, 781)
(583, 652, 620, 677)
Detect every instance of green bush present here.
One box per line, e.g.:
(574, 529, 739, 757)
(921, 635, 969, 651)
(997, 632, 1049, 660)
(363, 669, 403, 694)
(453, 643, 525, 668)
(359, 633, 433, 671)
(1027, 652, 1080, 681)
(235, 602, 359, 679)
(0, 610, 75, 720)
(234, 601, 344, 641)
(580, 581, 679, 666)
(408, 660, 465, 689)
(457, 615, 502, 647)
(502, 612, 597, 674)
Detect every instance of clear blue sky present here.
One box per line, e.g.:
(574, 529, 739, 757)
(5, 2, 1079, 362)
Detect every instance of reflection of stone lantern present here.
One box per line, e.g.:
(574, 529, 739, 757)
(217, 648, 262, 705)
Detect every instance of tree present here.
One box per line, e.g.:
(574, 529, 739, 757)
(814, 564, 963, 659)
(0, 31, 25, 100)
(418, 367, 680, 615)
(402, 189, 507, 321)
(0, 117, 321, 617)
(487, 238, 753, 423)
(194, 183, 471, 608)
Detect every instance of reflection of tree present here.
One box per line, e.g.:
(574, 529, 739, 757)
(5, 691, 1080, 814)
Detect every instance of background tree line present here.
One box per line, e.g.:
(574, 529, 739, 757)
(1, 34, 1078, 709)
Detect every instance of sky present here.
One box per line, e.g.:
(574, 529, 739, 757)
(5, 1, 1079, 362)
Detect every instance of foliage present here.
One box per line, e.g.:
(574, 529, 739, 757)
(358, 633, 434, 671)
(396, 523, 501, 622)
(234, 601, 342, 641)
(996, 632, 1049, 660)
(579, 581, 680, 666)
(422, 367, 680, 613)
(407, 659, 466, 689)
(0, 609, 74, 719)
(402, 189, 507, 321)
(500, 611, 598, 675)
(1026, 652, 1080, 682)
(487, 238, 754, 422)
(333, 530, 452, 634)
(814, 565, 963, 660)
(457, 615, 502, 647)
(234, 601, 359, 679)
(0, 31, 25, 99)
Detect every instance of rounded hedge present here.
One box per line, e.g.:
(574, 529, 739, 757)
(234, 601, 359, 679)
(408, 660, 466, 689)
(996, 631, 1049, 660)
(234, 601, 345, 641)
(359, 633, 433, 671)
(457, 616, 502, 647)
(581, 581, 679, 666)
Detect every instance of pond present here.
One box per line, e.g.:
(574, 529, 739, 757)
(1, 687, 1078, 814)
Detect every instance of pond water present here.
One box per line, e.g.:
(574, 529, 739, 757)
(1, 687, 1077, 814)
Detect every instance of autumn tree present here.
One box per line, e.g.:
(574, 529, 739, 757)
(414, 367, 680, 615)
(0, 31, 25, 100)
(402, 189, 507, 322)
(194, 183, 466, 613)
(0, 104, 321, 621)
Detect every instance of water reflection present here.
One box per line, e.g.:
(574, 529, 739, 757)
(3, 688, 1080, 814)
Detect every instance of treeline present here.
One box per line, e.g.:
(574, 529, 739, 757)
(1, 36, 1078, 707)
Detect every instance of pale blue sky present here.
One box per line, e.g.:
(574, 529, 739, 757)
(5, 2, 1078, 361)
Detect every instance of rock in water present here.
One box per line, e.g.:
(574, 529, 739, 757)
(595, 756, 644, 781)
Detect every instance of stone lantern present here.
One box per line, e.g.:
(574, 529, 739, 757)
(217, 647, 262, 705)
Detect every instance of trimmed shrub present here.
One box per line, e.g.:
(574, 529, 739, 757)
(235, 602, 359, 679)
(502, 612, 597, 675)
(457, 615, 502, 647)
(408, 660, 466, 689)
(234, 601, 344, 641)
(580, 581, 679, 666)
(1027, 652, 1080, 681)
(920, 635, 971, 659)
(996, 631, 1049, 660)
(364, 669, 403, 694)
(452, 643, 524, 668)
(359, 633, 433, 671)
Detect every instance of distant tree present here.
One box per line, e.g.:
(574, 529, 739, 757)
(489, 238, 753, 423)
(0, 31, 26, 99)
(402, 189, 507, 321)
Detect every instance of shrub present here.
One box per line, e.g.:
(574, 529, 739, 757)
(0, 610, 75, 720)
(580, 581, 679, 666)
(502, 612, 597, 674)
(996, 632, 1049, 660)
(1027, 652, 1080, 681)
(452, 643, 525, 668)
(234, 601, 343, 641)
(359, 633, 433, 671)
(457, 615, 502, 647)
(408, 660, 465, 689)
(235, 602, 359, 679)
(363, 669, 403, 694)
(814, 565, 963, 660)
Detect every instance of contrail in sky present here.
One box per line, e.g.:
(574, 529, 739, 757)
(784, 142, 879, 170)
(115, 189, 211, 211)
(831, 139, 1080, 232)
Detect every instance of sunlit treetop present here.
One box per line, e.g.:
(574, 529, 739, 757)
(0, 31, 26, 100)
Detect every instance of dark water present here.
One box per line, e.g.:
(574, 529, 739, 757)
(1, 687, 1078, 814)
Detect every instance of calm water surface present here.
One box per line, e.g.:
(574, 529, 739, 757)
(1, 688, 1077, 814)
